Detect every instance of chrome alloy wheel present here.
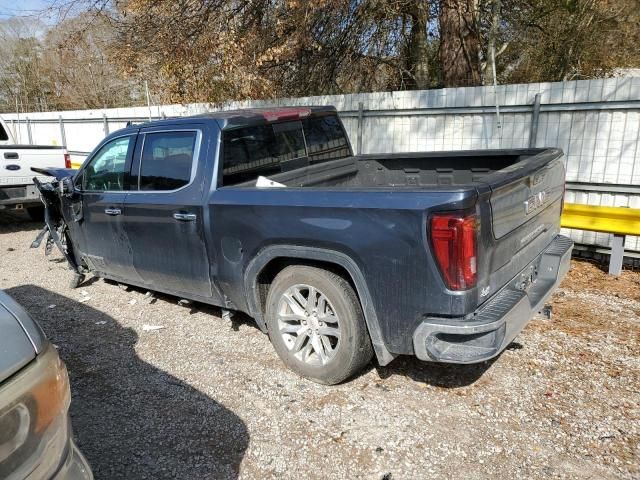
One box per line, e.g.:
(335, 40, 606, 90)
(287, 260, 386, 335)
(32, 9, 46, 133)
(276, 284, 341, 366)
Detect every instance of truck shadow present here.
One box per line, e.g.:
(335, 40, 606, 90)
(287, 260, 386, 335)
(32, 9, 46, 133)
(100, 278, 261, 333)
(96, 279, 499, 389)
(6, 285, 249, 480)
(0, 211, 43, 233)
(372, 352, 508, 388)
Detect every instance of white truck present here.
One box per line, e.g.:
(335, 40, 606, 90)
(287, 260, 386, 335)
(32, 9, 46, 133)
(0, 116, 71, 220)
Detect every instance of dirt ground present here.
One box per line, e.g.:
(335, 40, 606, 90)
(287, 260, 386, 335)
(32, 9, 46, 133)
(1, 212, 638, 479)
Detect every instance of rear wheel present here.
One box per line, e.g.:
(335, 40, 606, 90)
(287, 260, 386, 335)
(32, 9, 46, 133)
(26, 206, 45, 222)
(265, 265, 373, 385)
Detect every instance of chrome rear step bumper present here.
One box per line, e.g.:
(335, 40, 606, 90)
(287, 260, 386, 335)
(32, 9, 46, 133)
(413, 235, 573, 363)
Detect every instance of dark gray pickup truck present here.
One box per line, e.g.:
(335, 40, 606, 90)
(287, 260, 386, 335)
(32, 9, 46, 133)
(32, 106, 572, 384)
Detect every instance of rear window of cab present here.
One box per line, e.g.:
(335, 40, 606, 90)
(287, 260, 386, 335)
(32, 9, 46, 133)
(221, 115, 351, 186)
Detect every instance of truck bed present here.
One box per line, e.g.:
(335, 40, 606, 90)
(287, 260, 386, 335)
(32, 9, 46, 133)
(250, 149, 547, 190)
(217, 147, 566, 352)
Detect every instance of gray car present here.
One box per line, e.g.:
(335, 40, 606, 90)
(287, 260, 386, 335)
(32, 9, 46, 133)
(0, 290, 92, 480)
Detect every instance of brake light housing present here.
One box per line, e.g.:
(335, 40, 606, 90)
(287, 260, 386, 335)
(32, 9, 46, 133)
(430, 212, 477, 290)
(63, 153, 71, 169)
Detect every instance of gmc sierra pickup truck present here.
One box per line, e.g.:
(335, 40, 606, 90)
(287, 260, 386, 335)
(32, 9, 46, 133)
(0, 116, 70, 220)
(32, 106, 572, 384)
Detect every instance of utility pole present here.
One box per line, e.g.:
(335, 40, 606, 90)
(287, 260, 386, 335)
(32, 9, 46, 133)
(489, 0, 502, 141)
(145, 81, 152, 121)
(15, 89, 21, 143)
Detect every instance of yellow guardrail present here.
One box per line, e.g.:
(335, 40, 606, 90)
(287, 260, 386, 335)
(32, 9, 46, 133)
(561, 202, 640, 275)
(561, 203, 640, 236)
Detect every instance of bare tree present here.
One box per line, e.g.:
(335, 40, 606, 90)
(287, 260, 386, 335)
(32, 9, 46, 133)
(439, 0, 482, 86)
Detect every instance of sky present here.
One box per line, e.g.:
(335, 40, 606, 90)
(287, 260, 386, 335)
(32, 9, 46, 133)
(0, 0, 54, 21)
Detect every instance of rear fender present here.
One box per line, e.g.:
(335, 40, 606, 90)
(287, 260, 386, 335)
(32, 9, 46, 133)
(244, 245, 397, 366)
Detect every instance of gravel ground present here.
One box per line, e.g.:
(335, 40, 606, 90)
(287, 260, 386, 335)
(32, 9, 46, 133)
(1, 212, 638, 479)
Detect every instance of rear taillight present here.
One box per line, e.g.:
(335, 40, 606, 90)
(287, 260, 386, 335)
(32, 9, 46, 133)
(64, 153, 71, 169)
(430, 212, 477, 290)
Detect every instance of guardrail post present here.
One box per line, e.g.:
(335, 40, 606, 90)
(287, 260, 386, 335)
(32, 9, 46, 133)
(58, 116, 67, 147)
(529, 93, 541, 148)
(26, 118, 33, 145)
(609, 234, 625, 276)
(103, 114, 109, 136)
(356, 101, 364, 155)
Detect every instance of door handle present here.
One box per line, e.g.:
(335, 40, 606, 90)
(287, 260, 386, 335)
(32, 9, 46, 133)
(4, 152, 18, 159)
(104, 208, 122, 216)
(173, 212, 197, 222)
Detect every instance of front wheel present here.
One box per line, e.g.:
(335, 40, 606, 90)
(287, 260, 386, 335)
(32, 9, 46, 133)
(265, 266, 373, 385)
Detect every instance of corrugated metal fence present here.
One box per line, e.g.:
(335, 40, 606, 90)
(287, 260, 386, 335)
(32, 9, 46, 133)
(3, 77, 640, 251)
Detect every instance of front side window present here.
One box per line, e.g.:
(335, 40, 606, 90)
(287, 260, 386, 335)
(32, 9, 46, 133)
(82, 136, 132, 191)
(139, 131, 197, 191)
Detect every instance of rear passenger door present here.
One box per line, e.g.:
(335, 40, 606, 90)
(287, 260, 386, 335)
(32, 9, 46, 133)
(121, 125, 216, 299)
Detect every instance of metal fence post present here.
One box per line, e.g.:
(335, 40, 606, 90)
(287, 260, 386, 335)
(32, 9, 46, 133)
(356, 102, 364, 155)
(529, 93, 541, 148)
(103, 114, 109, 136)
(26, 118, 33, 145)
(58, 116, 67, 147)
(609, 234, 625, 276)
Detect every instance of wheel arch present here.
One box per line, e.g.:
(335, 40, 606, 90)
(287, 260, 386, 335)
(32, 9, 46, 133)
(244, 246, 396, 366)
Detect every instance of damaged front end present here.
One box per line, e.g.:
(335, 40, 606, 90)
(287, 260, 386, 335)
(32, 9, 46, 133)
(30, 167, 86, 287)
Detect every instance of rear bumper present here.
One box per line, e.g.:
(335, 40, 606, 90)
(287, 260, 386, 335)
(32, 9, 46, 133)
(412, 234, 573, 363)
(0, 184, 41, 208)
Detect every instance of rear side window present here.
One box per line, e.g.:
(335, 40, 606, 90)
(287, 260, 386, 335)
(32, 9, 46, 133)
(221, 115, 350, 186)
(139, 131, 197, 191)
(0, 123, 8, 141)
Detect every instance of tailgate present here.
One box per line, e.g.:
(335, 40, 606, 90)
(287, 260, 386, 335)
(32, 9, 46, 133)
(477, 148, 566, 299)
(1, 146, 67, 187)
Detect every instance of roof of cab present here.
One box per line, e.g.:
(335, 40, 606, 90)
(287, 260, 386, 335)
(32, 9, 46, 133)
(122, 105, 337, 133)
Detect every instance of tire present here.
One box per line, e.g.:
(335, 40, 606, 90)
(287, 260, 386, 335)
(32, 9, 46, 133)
(265, 265, 373, 385)
(26, 206, 45, 222)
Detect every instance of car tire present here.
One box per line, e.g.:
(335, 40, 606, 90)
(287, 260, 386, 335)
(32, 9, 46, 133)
(26, 206, 45, 222)
(265, 265, 373, 385)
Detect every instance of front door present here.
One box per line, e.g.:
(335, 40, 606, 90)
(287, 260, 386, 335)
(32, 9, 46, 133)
(121, 126, 216, 299)
(71, 134, 141, 281)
